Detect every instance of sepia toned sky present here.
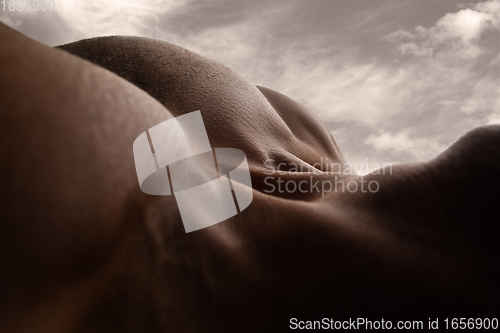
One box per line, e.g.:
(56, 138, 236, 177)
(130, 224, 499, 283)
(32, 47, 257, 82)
(2, 0, 499, 172)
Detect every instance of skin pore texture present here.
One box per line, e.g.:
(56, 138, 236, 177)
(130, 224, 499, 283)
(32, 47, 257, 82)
(0, 22, 499, 332)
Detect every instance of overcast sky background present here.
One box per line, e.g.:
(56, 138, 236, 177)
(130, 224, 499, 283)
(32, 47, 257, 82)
(2, 0, 499, 171)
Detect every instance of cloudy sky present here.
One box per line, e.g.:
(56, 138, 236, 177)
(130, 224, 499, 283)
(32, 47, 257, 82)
(2, 0, 499, 171)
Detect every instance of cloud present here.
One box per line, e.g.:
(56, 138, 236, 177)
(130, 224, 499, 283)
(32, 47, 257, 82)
(1, 0, 193, 45)
(486, 113, 500, 125)
(385, 0, 500, 60)
(0, 14, 22, 29)
(274, 60, 408, 124)
(153, 0, 499, 166)
(364, 129, 447, 161)
(56, 0, 188, 39)
(460, 76, 500, 114)
(2, 0, 498, 168)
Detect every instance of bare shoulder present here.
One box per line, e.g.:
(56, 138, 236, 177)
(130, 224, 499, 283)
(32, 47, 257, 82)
(56, 36, 345, 169)
(0, 23, 176, 332)
(432, 125, 500, 169)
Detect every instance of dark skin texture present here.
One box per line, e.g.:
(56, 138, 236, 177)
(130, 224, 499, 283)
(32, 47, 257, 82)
(0, 22, 498, 333)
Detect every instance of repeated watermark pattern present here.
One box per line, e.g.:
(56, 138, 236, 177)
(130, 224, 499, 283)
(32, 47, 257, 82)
(133, 111, 253, 233)
(2, 0, 55, 11)
(262, 159, 392, 196)
(133, 111, 392, 232)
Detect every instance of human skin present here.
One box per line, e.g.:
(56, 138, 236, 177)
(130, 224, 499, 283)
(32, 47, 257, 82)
(0, 22, 498, 333)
